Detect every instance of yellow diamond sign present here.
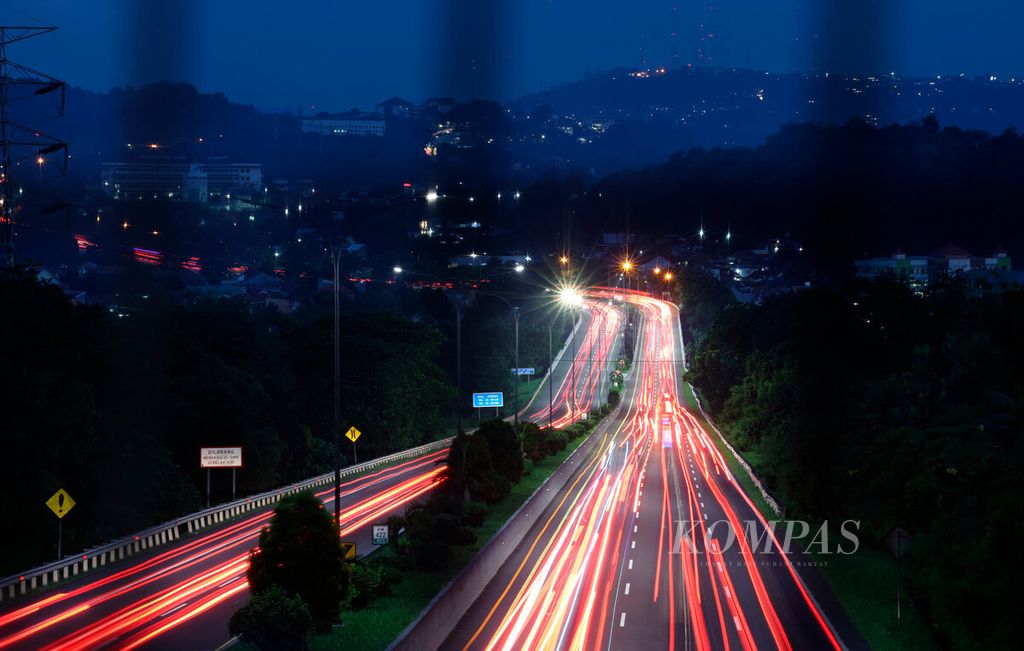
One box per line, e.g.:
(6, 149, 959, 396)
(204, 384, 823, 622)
(46, 489, 76, 519)
(345, 426, 361, 443)
(341, 541, 357, 560)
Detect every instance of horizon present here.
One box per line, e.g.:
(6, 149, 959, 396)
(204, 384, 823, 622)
(5, 0, 1024, 112)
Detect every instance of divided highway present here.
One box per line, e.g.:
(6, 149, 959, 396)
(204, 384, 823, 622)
(441, 291, 847, 651)
(0, 297, 612, 650)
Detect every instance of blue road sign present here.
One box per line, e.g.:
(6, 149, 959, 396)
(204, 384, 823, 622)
(510, 368, 536, 375)
(472, 392, 504, 408)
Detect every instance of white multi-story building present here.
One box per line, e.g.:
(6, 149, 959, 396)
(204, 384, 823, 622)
(101, 160, 261, 202)
(301, 113, 386, 137)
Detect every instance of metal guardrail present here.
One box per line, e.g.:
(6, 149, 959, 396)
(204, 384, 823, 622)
(0, 437, 452, 603)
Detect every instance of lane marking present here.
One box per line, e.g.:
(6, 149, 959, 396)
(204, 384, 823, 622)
(625, 583, 631, 595)
(628, 559, 633, 570)
(620, 613, 627, 628)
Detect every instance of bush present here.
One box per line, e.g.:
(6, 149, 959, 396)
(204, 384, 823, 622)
(348, 561, 399, 609)
(477, 419, 524, 483)
(449, 525, 478, 546)
(545, 430, 568, 455)
(465, 435, 511, 503)
(462, 501, 489, 527)
(607, 389, 621, 407)
(521, 423, 549, 462)
(247, 492, 349, 632)
(230, 585, 312, 651)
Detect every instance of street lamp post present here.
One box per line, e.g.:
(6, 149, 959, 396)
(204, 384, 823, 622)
(513, 306, 520, 427)
(547, 317, 556, 429)
(330, 246, 343, 528)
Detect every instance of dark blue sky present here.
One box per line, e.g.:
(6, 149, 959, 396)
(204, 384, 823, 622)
(4, 1, 1023, 111)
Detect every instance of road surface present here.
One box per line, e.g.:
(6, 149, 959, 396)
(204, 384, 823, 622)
(441, 291, 851, 651)
(0, 299, 611, 651)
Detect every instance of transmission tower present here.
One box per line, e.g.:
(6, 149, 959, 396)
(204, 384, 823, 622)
(1, 25, 67, 267)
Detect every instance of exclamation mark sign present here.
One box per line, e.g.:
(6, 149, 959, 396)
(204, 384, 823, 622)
(58, 492, 65, 514)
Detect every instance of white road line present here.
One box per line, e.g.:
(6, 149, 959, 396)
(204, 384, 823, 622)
(631, 541, 636, 549)
(620, 613, 627, 627)
(628, 559, 633, 569)
(634, 525, 638, 532)
(625, 583, 631, 595)
(734, 616, 743, 631)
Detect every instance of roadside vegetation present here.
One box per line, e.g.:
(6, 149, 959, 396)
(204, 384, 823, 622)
(677, 267, 1023, 650)
(233, 409, 614, 651)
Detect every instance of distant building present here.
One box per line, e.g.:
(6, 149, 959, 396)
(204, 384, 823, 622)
(301, 111, 386, 137)
(855, 244, 1011, 287)
(422, 97, 457, 114)
(101, 160, 261, 201)
(376, 97, 415, 118)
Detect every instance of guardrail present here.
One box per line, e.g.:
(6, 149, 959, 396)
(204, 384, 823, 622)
(0, 437, 451, 603)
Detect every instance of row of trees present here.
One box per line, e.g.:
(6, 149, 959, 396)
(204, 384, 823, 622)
(682, 271, 1024, 650)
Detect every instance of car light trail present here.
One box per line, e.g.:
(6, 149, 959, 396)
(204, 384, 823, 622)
(452, 290, 842, 651)
(0, 449, 448, 650)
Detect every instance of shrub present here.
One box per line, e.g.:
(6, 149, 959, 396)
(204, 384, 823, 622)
(477, 419, 524, 483)
(247, 492, 349, 632)
(462, 501, 489, 527)
(545, 430, 568, 455)
(521, 423, 549, 462)
(230, 585, 312, 651)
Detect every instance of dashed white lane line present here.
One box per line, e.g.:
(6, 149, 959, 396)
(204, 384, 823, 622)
(631, 541, 636, 549)
(625, 582, 631, 595)
(733, 616, 743, 631)
(634, 525, 638, 532)
(628, 559, 633, 570)
(620, 613, 627, 627)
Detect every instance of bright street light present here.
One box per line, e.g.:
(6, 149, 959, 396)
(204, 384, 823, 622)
(393, 266, 403, 274)
(426, 191, 439, 202)
(514, 264, 525, 273)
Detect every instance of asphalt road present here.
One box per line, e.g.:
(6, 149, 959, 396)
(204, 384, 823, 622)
(0, 301, 609, 651)
(441, 291, 852, 651)
(0, 450, 447, 651)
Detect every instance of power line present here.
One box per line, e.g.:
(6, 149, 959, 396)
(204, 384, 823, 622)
(0, 24, 67, 267)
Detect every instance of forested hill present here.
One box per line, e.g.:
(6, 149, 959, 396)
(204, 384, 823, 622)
(512, 66, 1024, 148)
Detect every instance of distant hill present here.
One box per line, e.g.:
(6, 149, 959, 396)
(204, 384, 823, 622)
(511, 67, 1024, 149)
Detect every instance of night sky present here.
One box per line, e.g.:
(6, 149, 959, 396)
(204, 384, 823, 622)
(4, 0, 1023, 111)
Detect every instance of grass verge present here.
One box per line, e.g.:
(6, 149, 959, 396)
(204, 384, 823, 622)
(306, 434, 590, 651)
(681, 382, 935, 651)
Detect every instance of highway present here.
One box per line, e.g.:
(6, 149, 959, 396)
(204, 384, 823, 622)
(441, 291, 848, 651)
(0, 296, 612, 650)
(0, 451, 448, 650)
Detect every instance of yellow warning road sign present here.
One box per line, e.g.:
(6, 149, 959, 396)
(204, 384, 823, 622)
(46, 489, 76, 519)
(345, 426, 362, 443)
(341, 541, 357, 560)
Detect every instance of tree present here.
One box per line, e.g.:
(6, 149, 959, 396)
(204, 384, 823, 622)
(247, 492, 349, 632)
(520, 423, 548, 462)
(477, 419, 524, 484)
(464, 434, 510, 504)
(230, 585, 312, 651)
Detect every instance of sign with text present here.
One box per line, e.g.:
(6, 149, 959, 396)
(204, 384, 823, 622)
(372, 525, 389, 546)
(510, 368, 536, 375)
(45, 489, 76, 519)
(472, 392, 504, 408)
(200, 447, 243, 468)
